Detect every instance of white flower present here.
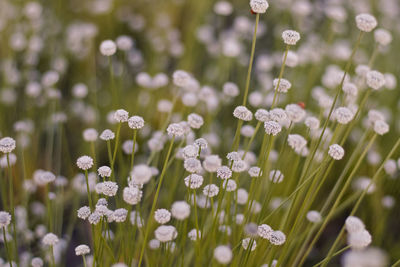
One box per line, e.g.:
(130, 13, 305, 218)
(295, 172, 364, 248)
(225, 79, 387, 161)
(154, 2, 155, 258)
(305, 117, 320, 130)
(355, 14, 377, 32)
(223, 179, 237, 192)
(223, 82, 239, 97)
(182, 145, 198, 159)
(116, 35, 133, 51)
(255, 109, 269, 122)
(99, 40, 116, 56)
(217, 166, 232, 180)
(213, 245, 232, 264)
(373, 120, 389, 135)
(184, 174, 204, 189)
(98, 181, 118, 196)
(0, 211, 11, 228)
(112, 208, 128, 222)
(128, 116, 145, 129)
(273, 78, 291, 93)
(42, 233, 59, 246)
(188, 229, 202, 241)
(83, 128, 98, 142)
(348, 229, 372, 249)
(287, 134, 307, 153)
(203, 184, 219, 197)
(131, 164, 153, 184)
(76, 156, 93, 170)
(123, 186, 142, 205)
(100, 129, 115, 140)
(306, 211, 322, 223)
(242, 238, 257, 251)
(366, 70, 385, 90)
(154, 225, 177, 242)
(203, 155, 222, 172)
(171, 201, 190, 220)
(345, 216, 365, 233)
(233, 106, 253, 121)
(374, 29, 392, 46)
(75, 244, 90, 255)
(173, 70, 191, 87)
(328, 144, 345, 160)
(77, 206, 91, 220)
(31, 257, 44, 267)
(342, 82, 358, 96)
(248, 166, 261, 177)
(154, 209, 171, 224)
(0, 137, 16, 153)
(334, 107, 354, 124)
(268, 230, 286, 245)
(264, 121, 282, 136)
(113, 109, 129, 122)
(282, 30, 300, 45)
(167, 123, 185, 137)
(285, 104, 306, 123)
(98, 166, 111, 178)
(184, 158, 202, 173)
(187, 113, 204, 129)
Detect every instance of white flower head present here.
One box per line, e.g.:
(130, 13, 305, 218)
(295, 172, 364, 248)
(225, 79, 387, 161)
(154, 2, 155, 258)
(0, 211, 11, 228)
(128, 116, 144, 129)
(214, 245, 233, 264)
(355, 14, 377, 32)
(0, 137, 16, 153)
(154, 209, 171, 224)
(366, 70, 385, 90)
(77, 156, 94, 170)
(249, 0, 269, 13)
(99, 40, 117, 56)
(75, 244, 90, 256)
(264, 121, 282, 136)
(171, 201, 190, 220)
(328, 144, 345, 160)
(113, 109, 129, 122)
(42, 233, 59, 246)
(282, 30, 300, 45)
(155, 225, 177, 242)
(184, 174, 204, 189)
(233, 106, 253, 121)
(373, 120, 389, 135)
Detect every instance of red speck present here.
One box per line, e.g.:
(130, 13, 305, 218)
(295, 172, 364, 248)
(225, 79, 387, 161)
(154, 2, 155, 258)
(250, 9, 256, 15)
(297, 102, 306, 109)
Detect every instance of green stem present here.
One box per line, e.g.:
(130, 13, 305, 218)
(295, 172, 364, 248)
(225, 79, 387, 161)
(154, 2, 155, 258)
(271, 45, 290, 108)
(3, 227, 12, 267)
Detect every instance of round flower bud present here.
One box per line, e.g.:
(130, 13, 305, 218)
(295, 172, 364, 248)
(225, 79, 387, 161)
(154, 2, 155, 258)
(75, 244, 90, 256)
(98, 166, 111, 178)
(112, 208, 128, 222)
(31, 257, 43, 267)
(77, 206, 91, 220)
(223, 82, 239, 97)
(99, 40, 117, 56)
(345, 216, 365, 233)
(373, 120, 389, 135)
(233, 106, 253, 121)
(173, 70, 191, 87)
(88, 211, 101, 225)
(285, 104, 306, 123)
(114, 109, 129, 122)
(171, 201, 190, 220)
(306, 210, 322, 223)
(167, 123, 185, 137)
(264, 121, 282, 136)
(213, 245, 232, 264)
(187, 113, 204, 129)
(273, 78, 291, 93)
(128, 116, 144, 129)
(42, 233, 59, 246)
(355, 13, 377, 32)
(282, 30, 300, 45)
(334, 107, 354, 124)
(184, 174, 204, 189)
(76, 156, 93, 170)
(154, 209, 171, 224)
(0, 137, 16, 153)
(123, 186, 142, 205)
(258, 224, 273, 239)
(249, 0, 269, 14)
(83, 128, 98, 142)
(348, 229, 372, 249)
(305, 117, 320, 130)
(184, 158, 202, 173)
(248, 166, 261, 177)
(268, 230, 286, 245)
(203, 184, 219, 197)
(155, 225, 177, 242)
(131, 164, 152, 184)
(100, 129, 115, 140)
(0, 211, 11, 228)
(374, 28, 392, 46)
(203, 155, 222, 172)
(182, 145, 198, 159)
(217, 166, 232, 180)
(366, 70, 385, 90)
(99, 181, 118, 196)
(342, 82, 358, 96)
(255, 109, 269, 122)
(328, 144, 345, 160)
(288, 134, 307, 152)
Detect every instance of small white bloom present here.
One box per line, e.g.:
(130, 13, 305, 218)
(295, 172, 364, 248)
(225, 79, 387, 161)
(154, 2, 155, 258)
(233, 106, 253, 121)
(114, 109, 129, 122)
(99, 40, 117, 56)
(355, 14, 377, 32)
(77, 156, 94, 170)
(75, 244, 90, 255)
(366, 70, 385, 90)
(42, 233, 59, 246)
(214, 245, 232, 264)
(155, 225, 177, 242)
(328, 144, 345, 160)
(171, 201, 190, 220)
(128, 116, 145, 129)
(282, 30, 300, 45)
(0, 137, 16, 153)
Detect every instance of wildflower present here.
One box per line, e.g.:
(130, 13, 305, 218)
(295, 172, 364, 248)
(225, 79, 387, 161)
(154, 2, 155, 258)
(88, 211, 101, 225)
(99, 40, 117, 56)
(75, 244, 90, 255)
(288, 134, 307, 152)
(149, 239, 160, 249)
(227, 152, 241, 161)
(155, 225, 177, 242)
(76, 156, 93, 170)
(366, 70, 385, 90)
(269, 108, 287, 123)
(123, 186, 142, 205)
(203, 155, 222, 172)
(173, 70, 191, 87)
(0, 211, 11, 228)
(355, 14, 377, 32)
(285, 104, 306, 123)
(237, 189, 249, 204)
(167, 123, 185, 137)
(184, 158, 202, 173)
(242, 238, 257, 251)
(306, 211, 322, 223)
(114, 109, 129, 122)
(223, 179, 237, 192)
(374, 28, 392, 46)
(334, 107, 354, 124)
(42, 233, 59, 246)
(154, 209, 171, 224)
(248, 166, 261, 177)
(328, 144, 345, 160)
(31, 257, 44, 267)
(188, 229, 202, 241)
(264, 121, 282, 136)
(187, 113, 204, 129)
(373, 120, 389, 135)
(128, 116, 145, 129)
(282, 30, 301, 45)
(112, 208, 128, 222)
(348, 229, 372, 249)
(184, 174, 204, 189)
(255, 109, 269, 122)
(0, 137, 16, 153)
(116, 35, 133, 51)
(77, 206, 91, 219)
(223, 82, 239, 97)
(214, 245, 233, 264)
(269, 170, 284, 183)
(345, 216, 365, 233)
(100, 129, 115, 140)
(98, 166, 111, 178)
(99, 181, 118, 196)
(203, 184, 219, 197)
(217, 166, 232, 180)
(233, 106, 253, 121)
(305, 117, 320, 130)
(131, 164, 153, 184)
(273, 78, 292, 93)
(83, 128, 98, 142)
(342, 82, 358, 96)
(171, 201, 190, 220)
(232, 160, 248, 172)
(182, 145, 198, 159)
(268, 230, 286, 245)
(194, 138, 208, 149)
